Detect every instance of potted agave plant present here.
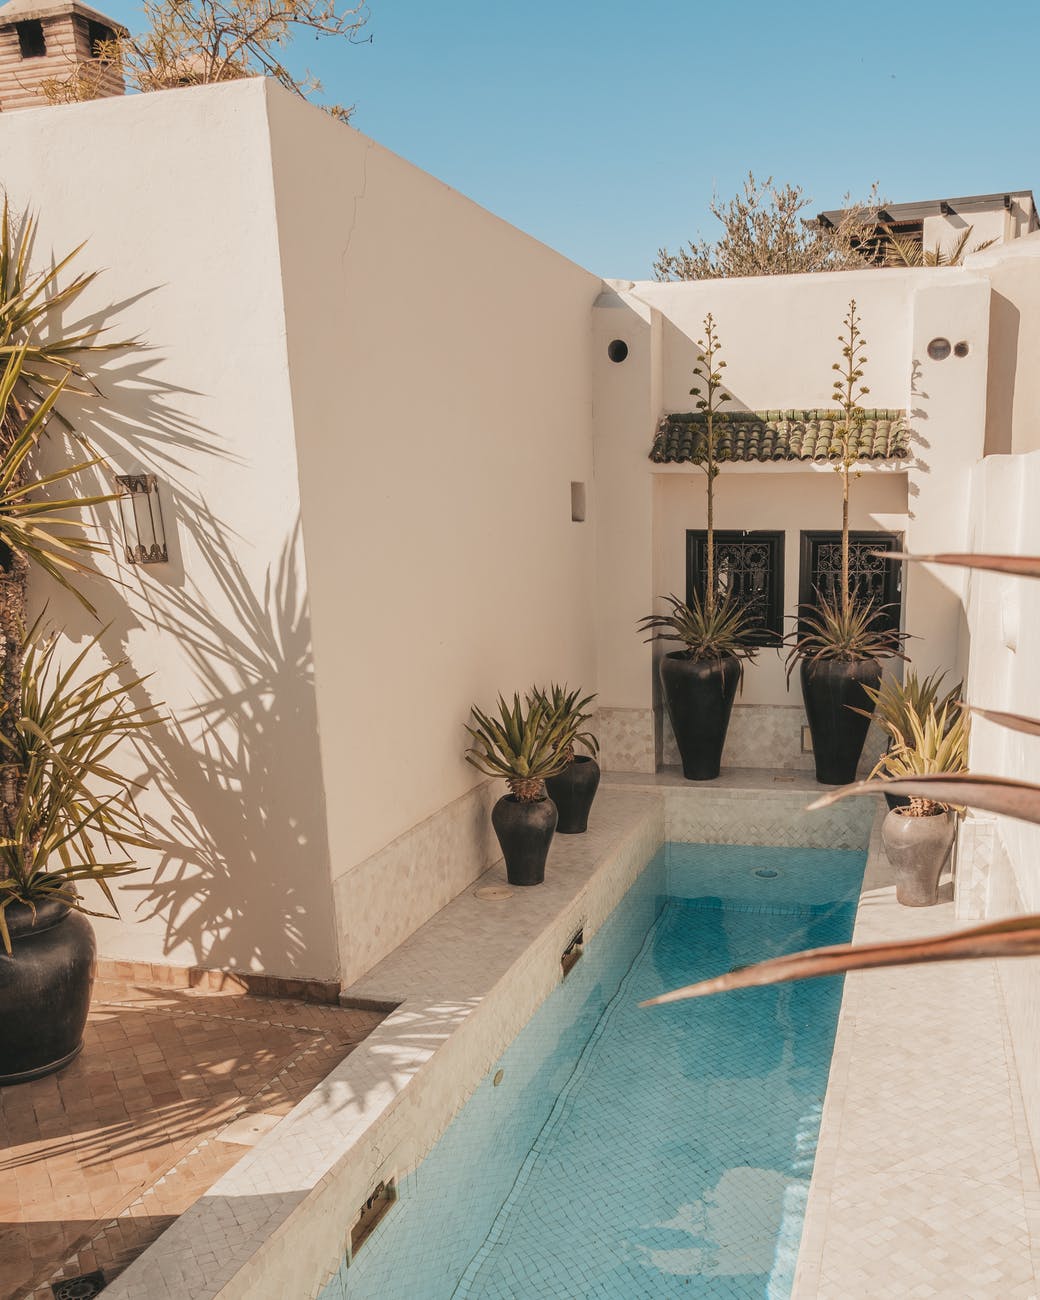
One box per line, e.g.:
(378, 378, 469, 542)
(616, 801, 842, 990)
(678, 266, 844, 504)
(856, 669, 962, 809)
(787, 300, 907, 784)
(872, 701, 969, 906)
(534, 684, 599, 834)
(465, 694, 574, 885)
(0, 206, 158, 1082)
(639, 314, 756, 781)
(0, 628, 156, 1083)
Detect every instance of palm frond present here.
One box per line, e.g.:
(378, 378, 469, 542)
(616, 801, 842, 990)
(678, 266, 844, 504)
(640, 914, 1040, 1006)
(0, 624, 162, 951)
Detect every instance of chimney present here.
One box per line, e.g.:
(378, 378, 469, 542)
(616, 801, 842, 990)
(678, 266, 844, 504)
(0, 0, 126, 111)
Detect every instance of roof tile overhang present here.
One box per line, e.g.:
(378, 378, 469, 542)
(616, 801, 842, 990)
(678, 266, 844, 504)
(650, 409, 910, 465)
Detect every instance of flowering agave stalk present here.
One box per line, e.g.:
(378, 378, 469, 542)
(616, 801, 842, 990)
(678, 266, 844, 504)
(465, 694, 575, 802)
(689, 313, 730, 618)
(831, 299, 869, 619)
(642, 550, 1040, 1006)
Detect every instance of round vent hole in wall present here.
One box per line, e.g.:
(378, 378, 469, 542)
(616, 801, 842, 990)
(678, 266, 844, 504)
(607, 339, 629, 363)
(927, 337, 952, 360)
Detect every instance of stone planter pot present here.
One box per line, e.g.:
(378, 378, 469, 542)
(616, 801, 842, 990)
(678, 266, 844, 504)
(491, 795, 557, 886)
(882, 807, 957, 906)
(659, 651, 741, 782)
(545, 755, 600, 834)
(0, 898, 96, 1085)
(801, 656, 882, 785)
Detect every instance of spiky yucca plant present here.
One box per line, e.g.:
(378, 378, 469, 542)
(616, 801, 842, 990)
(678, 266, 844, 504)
(638, 591, 758, 671)
(465, 694, 574, 802)
(528, 684, 598, 764)
(869, 702, 969, 816)
(854, 668, 962, 746)
(0, 625, 159, 951)
(785, 593, 907, 681)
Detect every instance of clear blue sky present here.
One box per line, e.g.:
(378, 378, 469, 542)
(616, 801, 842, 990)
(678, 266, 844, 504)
(101, 0, 1040, 279)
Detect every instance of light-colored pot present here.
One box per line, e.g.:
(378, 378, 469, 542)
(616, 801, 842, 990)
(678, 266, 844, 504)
(881, 807, 957, 907)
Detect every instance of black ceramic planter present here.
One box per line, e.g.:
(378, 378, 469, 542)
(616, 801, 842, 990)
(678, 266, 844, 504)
(545, 755, 600, 834)
(0, 899, 96, 1086)
(660, 651, 741, 782)
(801, 656, 882, 785)
(491, 795, 557, 886)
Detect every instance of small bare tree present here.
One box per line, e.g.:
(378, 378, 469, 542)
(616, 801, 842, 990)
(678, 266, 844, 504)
(42, 0, 369, 121)
(653, 172, 882, 281)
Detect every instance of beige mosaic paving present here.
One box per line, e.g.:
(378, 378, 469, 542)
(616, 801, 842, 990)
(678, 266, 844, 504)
(793, 811, 1040, 1299)
(100, 789, 667, 1300)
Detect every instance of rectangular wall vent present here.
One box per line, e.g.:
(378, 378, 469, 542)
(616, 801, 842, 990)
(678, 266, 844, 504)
(349, 1176, 397, 1262)
(561, 927, 584, 976)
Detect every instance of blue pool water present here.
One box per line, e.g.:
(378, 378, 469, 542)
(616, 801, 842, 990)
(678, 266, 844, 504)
(323, 843, 865, 1300)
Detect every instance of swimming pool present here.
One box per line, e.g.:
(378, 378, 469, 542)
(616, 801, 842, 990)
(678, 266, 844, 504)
(321, 842, 865, 1299)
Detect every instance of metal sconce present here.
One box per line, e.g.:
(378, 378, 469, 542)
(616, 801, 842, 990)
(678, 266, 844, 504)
(115, 474, 168, 565)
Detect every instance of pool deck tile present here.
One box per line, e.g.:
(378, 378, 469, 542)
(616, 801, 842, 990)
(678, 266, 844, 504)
(0, 977, 384, 1299)
(793, 810, 1040, 1298)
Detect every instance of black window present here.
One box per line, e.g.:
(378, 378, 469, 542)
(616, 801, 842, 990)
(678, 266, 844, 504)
(686, 529, 784, 646)
(799, 530, 903, 631)
(17, 19, 45, 58)
(86, 19, 113, 56)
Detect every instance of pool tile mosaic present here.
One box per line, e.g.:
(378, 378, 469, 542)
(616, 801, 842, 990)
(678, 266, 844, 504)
(322, 843, 864, 1298)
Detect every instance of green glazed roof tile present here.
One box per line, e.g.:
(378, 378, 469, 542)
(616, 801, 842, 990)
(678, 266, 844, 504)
(649, 409, 910, 465)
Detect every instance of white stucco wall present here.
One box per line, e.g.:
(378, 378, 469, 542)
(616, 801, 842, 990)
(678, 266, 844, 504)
(0, 81, 341, 978)
(593, 270, 990, 732)
(964, 452, 1040, 911)
(0, 76, 1026, 983)
(263, 89, 601, 924)
(653, 469, 908, 706)
(971, 233, 1040, 456)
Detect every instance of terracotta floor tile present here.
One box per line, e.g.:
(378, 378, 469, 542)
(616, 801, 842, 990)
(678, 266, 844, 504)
(0, 977, 384, 1298)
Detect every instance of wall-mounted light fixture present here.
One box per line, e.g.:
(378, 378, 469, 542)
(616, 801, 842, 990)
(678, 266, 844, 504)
(115, 474, 168, 564)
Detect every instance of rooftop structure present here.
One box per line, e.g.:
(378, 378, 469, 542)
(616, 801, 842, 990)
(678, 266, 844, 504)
(818, 189, 1039, 263)
(0, 0, 124, 111)
(650, 409, 909, 464)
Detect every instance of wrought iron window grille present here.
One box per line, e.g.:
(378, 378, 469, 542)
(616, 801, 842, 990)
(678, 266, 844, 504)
(685, 530, 785, 646)
(798, 530, 903, 632)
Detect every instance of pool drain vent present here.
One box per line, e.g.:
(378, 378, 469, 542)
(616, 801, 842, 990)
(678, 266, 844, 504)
(348, 1176, 397, 1263)
(754, 868, 780, 879)
(475, 884, 513, 901)
(52, 1274, 106, 1300)
(561, 926, 584, 976)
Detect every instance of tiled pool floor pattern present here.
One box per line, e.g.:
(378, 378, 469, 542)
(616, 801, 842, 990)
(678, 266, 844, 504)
(329, 844, 864, 1299)
(456, 894, 857, 1299)
(0, 976, 384, 1299)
